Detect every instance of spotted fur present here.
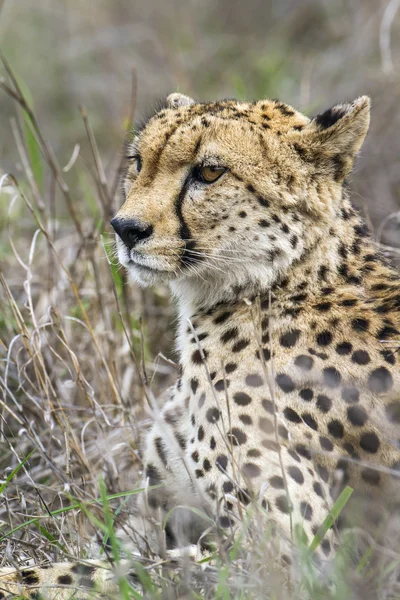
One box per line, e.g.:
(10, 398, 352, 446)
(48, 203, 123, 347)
(2, 92, 399, 597)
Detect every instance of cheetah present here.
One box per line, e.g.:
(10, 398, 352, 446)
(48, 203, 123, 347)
(1, 92, 400, 598)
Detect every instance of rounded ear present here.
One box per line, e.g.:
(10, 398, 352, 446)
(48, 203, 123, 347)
(305, 96, 370, 154)
(166, 93, 196, 108)
(294, 96, 371, 182)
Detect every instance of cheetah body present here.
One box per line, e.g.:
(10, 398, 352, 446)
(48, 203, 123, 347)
(2, 92, 400, 598)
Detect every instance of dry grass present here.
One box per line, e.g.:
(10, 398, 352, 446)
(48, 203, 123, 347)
(1, 42, 400, 599)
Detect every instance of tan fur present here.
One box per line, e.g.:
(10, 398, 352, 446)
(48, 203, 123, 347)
(2, 92, 399, 597)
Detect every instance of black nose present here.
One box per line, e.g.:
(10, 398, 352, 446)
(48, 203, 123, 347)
(110, 217, 153, 249)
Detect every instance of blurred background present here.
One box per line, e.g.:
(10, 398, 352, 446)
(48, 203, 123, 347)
(1, 0, 400, 244)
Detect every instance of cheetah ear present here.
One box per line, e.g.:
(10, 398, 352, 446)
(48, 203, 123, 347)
(301, 96, 370, 180)
(166, 93, 195, 108)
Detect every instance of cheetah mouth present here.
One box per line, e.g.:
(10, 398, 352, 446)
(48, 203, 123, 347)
(128, 260, 168, 274)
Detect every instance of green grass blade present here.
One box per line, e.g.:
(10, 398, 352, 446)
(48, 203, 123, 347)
(0, 448, 36, 495)
(309, 486, 353, 553)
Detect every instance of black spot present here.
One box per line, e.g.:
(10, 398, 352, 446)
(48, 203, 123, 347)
(341, 298, 357, 307)
(262, 398, 274, 413)
(239, 211, 247, 218)
(214, 311, 231, 324)
(210, 436, 216, 450)
(198, 425, 205, 441)
(278, 425, 289, 439)
(248, 448, 261, 457)
(245, 374, 264, 387)
(195, 469, 204, 478)
(206, 483, 217, 500)
(198, 393, 206, 408)
(351, 350, 370, 365)
(270, 476, 285, 489)
(191, 332, 208, 343)
(313, 481, 324, 497)
(192, 349, 207, 364)
(294, 355, 314, 371)
(378, 325, 399, 340)
(203, 458, 212, 471)
(296, 444, 312, 460)
(57, 574, 73, 585)
(361, 468, 380, 486)
(341, 386, 360, 403)
(258, 196, 270, 208)
(280, 329, 301, 348)
(232, 339, 250, 352)
(380, 350, 395, 365)
(206, 407, 221, 423)
(351, 318, 369, 332)
(219, 515, 234, 528)
(216, 455, 228, 471)
(191, 451, 199, 463)
(243, 462, 261, 478)
(317, 394, 332, 413)
(276, 495, 293, 514)
(234, 391, 252, 406)
(259, 417, 274, 434)
(288, 466, 304, 484)
(190, 378, 199, 394)
(300, 388, 313, 401)
(21, 570, 40, 586)
(155, 437, 168, 466)
(323, 367, 341, 388)
(259, 219, 270, 228)
(368, 367, 393, 394)
(359, 431, 380, 453)
(228, 428, 247, 446)
(385, 402, 400, 424)
(320, 436, 334, 451)
(315, 302, 332, 312)
(214, 379, 228, 391)
(223, 480, 234, 493)
(276, 374, 296, 393)
(328, 420, 344, 438)
(316, 331, 332, 346)
(284, 407, 301, 423)
(300, 501, 313, 520)
(347, 405, 368, 426)
(225, 362, 238, 373)
(336, 341, 352, 355)
(302, 413, 318, 431)
(221, 327, 238, 344)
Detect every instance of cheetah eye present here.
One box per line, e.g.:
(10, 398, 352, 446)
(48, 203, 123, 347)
(195, 165, 226, 184)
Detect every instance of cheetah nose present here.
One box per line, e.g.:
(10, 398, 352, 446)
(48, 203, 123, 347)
(110, 217, 153, 249)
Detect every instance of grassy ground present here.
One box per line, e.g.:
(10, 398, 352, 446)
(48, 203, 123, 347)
(1, 3, 400, 595)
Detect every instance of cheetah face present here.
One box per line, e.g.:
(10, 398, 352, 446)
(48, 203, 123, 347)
(112, 93, 369, 302)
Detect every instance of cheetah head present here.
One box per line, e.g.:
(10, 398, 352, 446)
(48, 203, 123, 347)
(112, 93, 370, 307)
